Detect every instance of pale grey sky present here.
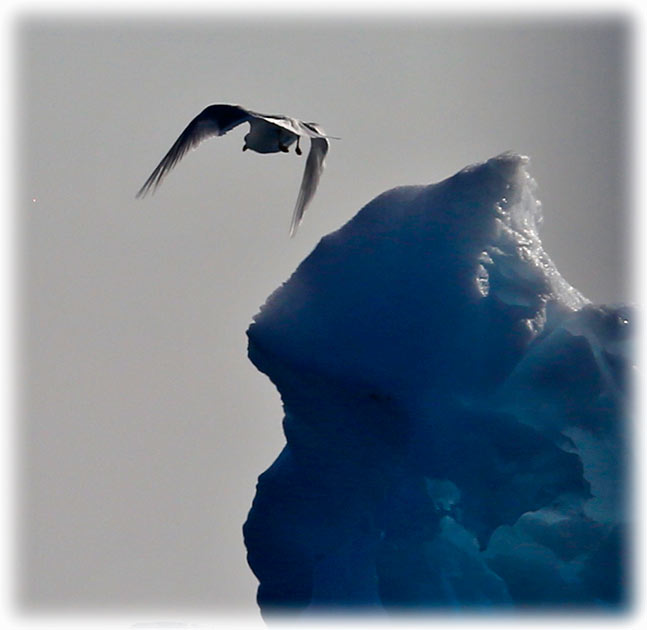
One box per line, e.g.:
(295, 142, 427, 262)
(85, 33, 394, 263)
(15, 12, 630, 619)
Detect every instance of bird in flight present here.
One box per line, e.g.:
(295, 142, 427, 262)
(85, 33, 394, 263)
(136, 104, 335, 237)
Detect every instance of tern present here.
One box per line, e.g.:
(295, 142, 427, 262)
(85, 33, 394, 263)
(136, 104, 335, 236)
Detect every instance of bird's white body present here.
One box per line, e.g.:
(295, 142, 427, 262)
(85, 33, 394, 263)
(137, 104, 334, 236)
(244, 118, 298, 153)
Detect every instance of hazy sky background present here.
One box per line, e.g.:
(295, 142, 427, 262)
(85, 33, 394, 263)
(15, 10, 630, 620)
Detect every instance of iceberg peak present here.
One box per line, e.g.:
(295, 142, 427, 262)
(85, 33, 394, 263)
(248, 152, 587, 404)
(243, 153, 630, 615)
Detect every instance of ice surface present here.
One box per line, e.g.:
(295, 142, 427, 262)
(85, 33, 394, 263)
(243, 153, 631, 616)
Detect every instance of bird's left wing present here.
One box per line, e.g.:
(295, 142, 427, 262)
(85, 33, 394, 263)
(252, 113, 303, 136)
(289, 135, 329, 237)
(136, 104, 251, 197)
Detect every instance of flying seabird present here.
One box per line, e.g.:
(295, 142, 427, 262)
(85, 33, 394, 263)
(136, 104, 334, 237)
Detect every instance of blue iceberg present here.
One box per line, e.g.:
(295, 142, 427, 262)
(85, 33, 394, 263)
(242, 153, 632, 616)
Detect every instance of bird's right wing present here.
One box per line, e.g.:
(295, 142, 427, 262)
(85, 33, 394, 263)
(136, 104, 251, 197)
(289, 136, 329, 237)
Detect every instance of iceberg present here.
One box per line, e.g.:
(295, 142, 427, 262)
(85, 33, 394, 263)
(242, 153, 632, 616)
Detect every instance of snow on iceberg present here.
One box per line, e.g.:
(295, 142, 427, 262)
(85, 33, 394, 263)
(242, 152, 632, 616)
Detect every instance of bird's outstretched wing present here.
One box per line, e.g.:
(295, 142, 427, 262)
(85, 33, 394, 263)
(289, 135, 329, 237)
(253, 113, 303, 136)
(136, 104, 251, 198)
